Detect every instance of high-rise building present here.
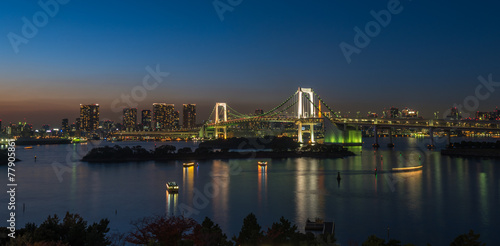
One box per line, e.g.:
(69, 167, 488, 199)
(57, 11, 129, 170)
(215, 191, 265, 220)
(0, 119, 2, 133)
(255, 109, 264, 116)
(123, 108, 137, 131)
(183, 104, 196, 129)
(41, 124, 50, 132)
(61, 119, 69, 133)
(75, 118, 81, 131)
(153, 103, 175, 130)
(80, 104, 99, 132)
(141, 110, 152, 130)
(173, 111, 180, 130)
(401, 107, 418, 118)
(390, 107, 399, 118)
(153, 103, 167, 130)
(102, 120, 115, 131)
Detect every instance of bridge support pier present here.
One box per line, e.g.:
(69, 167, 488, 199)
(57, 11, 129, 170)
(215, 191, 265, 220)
(427, 128, 435, 149)
(310, 124, 315, 143)
(296, 121, 316, 144)
(387, 128, 394, 148)
(215, 126, 227, 139)
(373, 125, 379, 148)
(297, 121, 303, 143)
(446, 130, 452, 147)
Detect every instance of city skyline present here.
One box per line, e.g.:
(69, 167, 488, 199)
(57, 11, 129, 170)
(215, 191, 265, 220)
(1, 1, 500, 127)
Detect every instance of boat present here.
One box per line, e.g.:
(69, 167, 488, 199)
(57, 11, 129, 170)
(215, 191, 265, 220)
(166, 182, 179, 192)
(24, 146, 33, 149)
(183, 162, 197, 167)
(392, 165, 423, 172)
(257, 161, 267, 166)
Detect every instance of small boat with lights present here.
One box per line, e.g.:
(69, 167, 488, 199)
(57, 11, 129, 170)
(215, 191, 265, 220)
(183, 162, 197, 167)
(24, 146, 33, 149)
(166, 182, 179, 192)
(392, 165, 423, 172)
(257, 161, 268, 166)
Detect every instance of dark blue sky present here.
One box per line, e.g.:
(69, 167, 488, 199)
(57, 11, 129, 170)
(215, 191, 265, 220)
(1, 0, 499, 127)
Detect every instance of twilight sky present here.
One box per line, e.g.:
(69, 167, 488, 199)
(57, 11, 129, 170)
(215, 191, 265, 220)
(1, 0, 499, 128)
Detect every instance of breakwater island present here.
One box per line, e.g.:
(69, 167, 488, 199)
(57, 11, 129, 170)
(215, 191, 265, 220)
(81, 137, 355, 162)
(441, 140, 500, 158)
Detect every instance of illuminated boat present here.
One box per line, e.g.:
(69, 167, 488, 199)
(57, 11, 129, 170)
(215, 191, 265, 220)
(392, 165, 423, 172)
(257, 161, 268, 166)
(166, 182, 179, 192)
(183, 162, 197, 167)
(24, 146, 33, 149)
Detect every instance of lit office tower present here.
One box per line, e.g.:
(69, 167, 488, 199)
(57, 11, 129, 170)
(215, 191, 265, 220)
(153, 103, 175, 130)
(61, 119, 69, 133)
(183, 104, 196, 129)
(75, 118, 81, 131)
(141, 110, 152, 130)
(153, 103, 166, 130)
(80, 104, 99, 132)
(173, 111, 180, 130)
(123, 108, 137, 131)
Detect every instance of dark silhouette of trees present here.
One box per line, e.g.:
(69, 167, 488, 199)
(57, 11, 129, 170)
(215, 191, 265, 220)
(155, 144, 176, 156)
(192, 217, 232, 246)
(233, 213, 263, 246)
(125, 215, 198, 246)
(450, 230, 485, 246)
(264, 216, 320, 245)
(0, 212, 110, 246)
(178, 147, 193, 154)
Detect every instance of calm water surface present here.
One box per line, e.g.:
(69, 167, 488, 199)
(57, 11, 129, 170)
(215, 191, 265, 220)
(1, 138, 499, 245)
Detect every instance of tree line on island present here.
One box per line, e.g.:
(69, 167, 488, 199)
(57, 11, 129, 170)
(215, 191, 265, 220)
(0, 212, 486, 246)
(81, 137, 354, 162)
(447, 140, 500, 150)
(442, 140, 500, 158)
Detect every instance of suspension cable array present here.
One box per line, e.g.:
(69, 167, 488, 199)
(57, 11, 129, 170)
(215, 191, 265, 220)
(205, 89, 337, 124)
(303, 93, 337, 125)
(205, 105, 217, 125)
(313, 91, 339, 118)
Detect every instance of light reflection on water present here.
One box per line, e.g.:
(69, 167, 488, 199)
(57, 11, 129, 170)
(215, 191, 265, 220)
(1, 138, 499, 245)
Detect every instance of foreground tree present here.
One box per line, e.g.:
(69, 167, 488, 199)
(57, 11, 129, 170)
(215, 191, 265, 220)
(450, 230, 485, 246)
(126, 215, 198, 246)
(192, 217, 233, 246)
(233, 213, 263, 246)
(0, 212, 110, 246)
